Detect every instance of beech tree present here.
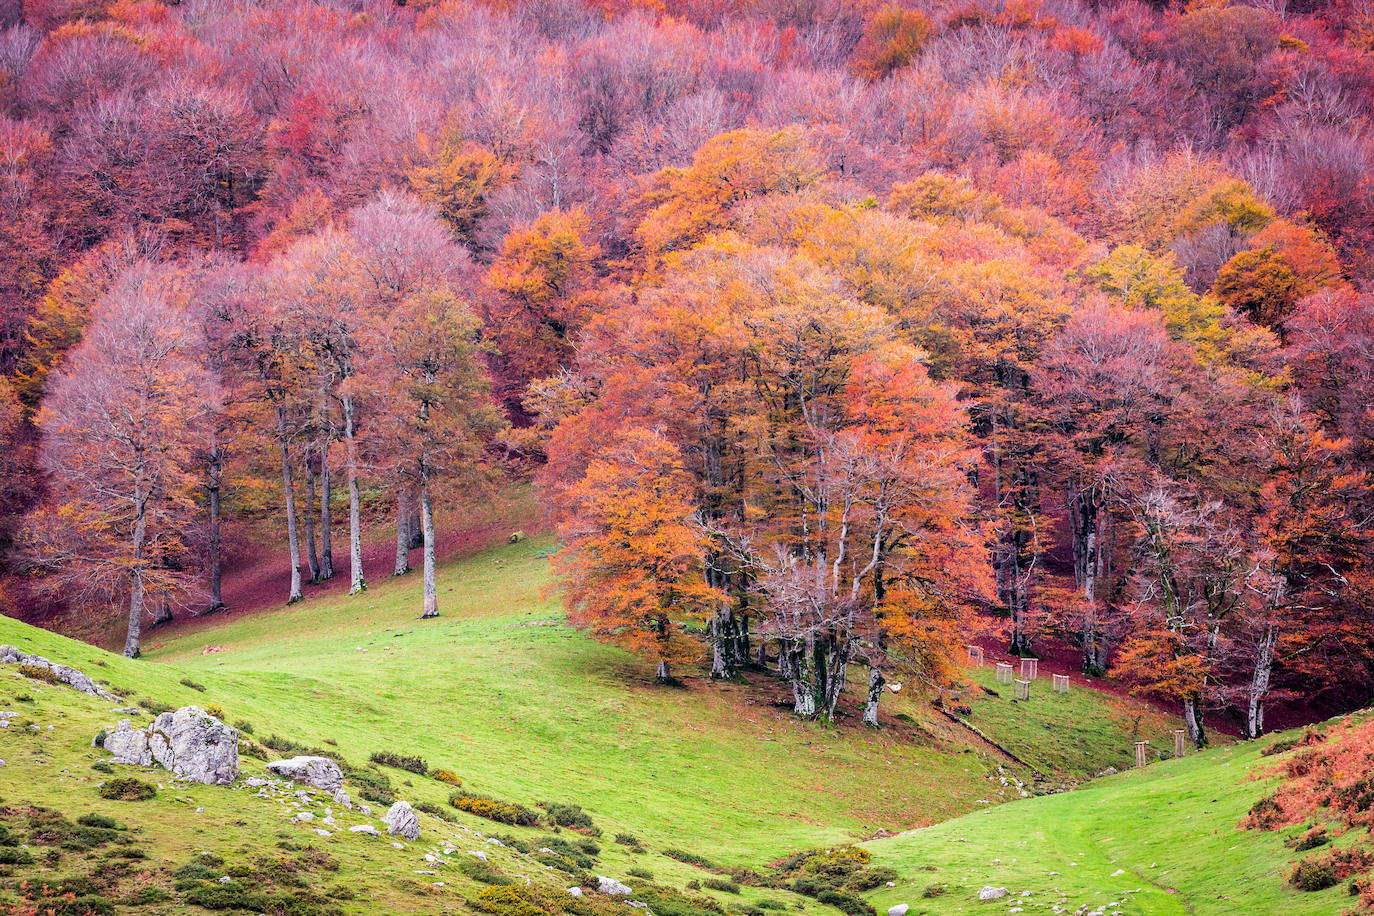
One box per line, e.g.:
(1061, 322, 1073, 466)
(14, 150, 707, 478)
(25, 263, 210, 657)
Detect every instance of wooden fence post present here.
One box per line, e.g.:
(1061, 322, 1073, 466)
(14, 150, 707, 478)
(1174, 729, 1187, 758)
(1134, 741, 1149, 768)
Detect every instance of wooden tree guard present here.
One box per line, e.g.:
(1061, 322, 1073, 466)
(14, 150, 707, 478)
(995, 662, 1014, 684)
(966, 645, 984, 666)
(1014, 678, 1031, 701)
(1052, 673, 1069, 693)
(1020, 657, 1039, 680)
(1174, 729, 1187, 758)
(1134, 741, 1149, 768)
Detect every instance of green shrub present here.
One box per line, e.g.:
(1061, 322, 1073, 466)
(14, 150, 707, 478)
(843, 866, 897, 892)
(614, 833, 640, 846)
(491, 833, 532, 854)
(703, 878, 740, 894)
(814, 890, 875, 916)
(91, 761, 114, 774)
(123, 886, 170, 905)
(472, 884, 563, 916)
(233, 719, 255, 734)
(98, 777, 156, 801)
(1286, 826, 1331, 852)
(664, 847, 718, 870)
(370, 751, 429, 774)
(415, 800, 461, 824)
(136, 698, 174, 715)
(1291, 858, 1339, 891)
(0, 847, 33, 865)
(755, 900, 787, 910)
(627, 868, 654, 880)
(179, 677, 207, 692)
(623, 882, 726, 916)
(205, 703, 226, 719)
(450, 791, 540, 826)
(543, 801, 598, 834)
(920, 883, 947, 898)
(22, 894, 114, 915)
(77, 814, 121, 830)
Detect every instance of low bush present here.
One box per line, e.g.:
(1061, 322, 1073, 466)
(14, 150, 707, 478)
(842, 866, 897, 892)
(98, 777, 156, 801)
(702, 878, 740, 894)
(1285, 826, 1331, 852)
(415, 800, 461, 824)
(625, 882, 726, 916)
(18, 664, 61, 684)
(450, 791, 540, 826)
(458, 857, 515, 885)
(814, 890, 875, 916)
(1291, 858, 1339, 892)
(179, 677, 207, 692)
(0, 847, 34, 865)
(137, 698, 174, 715)
(614, 833, 640, 846)
(664, 847, 718, 870)
(370, 751, 429, 774)
(543, 801, 599, 834)
(626, 867, 654, 880)
(432, 768, 463, 786)
(76, 814, 121, 830)
(920, 883, 947, 898)
(205, 703, 226, 719)
(472, 884, 563, 916)
(234, 719, 255, 734)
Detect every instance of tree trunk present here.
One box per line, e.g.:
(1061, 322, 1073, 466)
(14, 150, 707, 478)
(419, 464, 438, 618)
(756, 636, 770, 671)
(150, 599, 173, 627)
(342, 394, 365, 595)
(791, 638, 818, 719)
(1183, 694, 1207, 749)
(862, 665, 885, 727)
(709, 605, 732, 679)
(393, 484, 411, 576)
(277, 406, 303, 604)
(319, 449, 334, 581)
(125, 502, 148, 658)
(206, 448, 224, 613)
(303, 453, 321, 584)
(1081, 603, 1108, 676)
(655, 659, 671, 683)
(1244, 623, 1278, 739)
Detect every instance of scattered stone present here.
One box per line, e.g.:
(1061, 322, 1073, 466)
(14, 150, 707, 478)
(1111, 869, 1125, 877)
(568, 888, 584, 898)
(0, 712, 17, 719)
(360, 804, 372, 816)
(315, 829, 332, 837)
(293, 812, 315, 822)
(218, 876, 233, 884)
(1097, 767, 1119, 777)
(889, 905, 909, 916)
(598, 877, 633, 896)
(977, 887, 1008, 900)
(383, 801, 420, 840)
(332, 788, 352, 809)
(0, 646, 119, 700)
(468, 850, 487, 861)
(244, 777, 269, 788)
(147, 707, 239, 785)
(349, 825, 380, 836)
(487, 837, 504, 847)
(103, 719, 152, 766)
(267, 756, 343, 792)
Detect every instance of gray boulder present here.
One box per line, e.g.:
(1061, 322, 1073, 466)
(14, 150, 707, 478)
(0, 645, 119, 701)
(147, 706, 239, 785)
(349, 824, 380, 836)
(267, 756, 343, 792)
(888, 906, 909, 916)
(597, 877, 633, 896)
(383, 801, 420, 840)
(332, 788, 352, 809)
(977, 887, 1008, 901)
(103, 719, 152, 766)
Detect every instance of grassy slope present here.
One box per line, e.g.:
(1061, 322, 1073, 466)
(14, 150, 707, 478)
(862, 724, 1361, 915)
(0, 534, 1195, 913)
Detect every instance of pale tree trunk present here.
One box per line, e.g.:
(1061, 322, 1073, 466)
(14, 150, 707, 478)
(206, 445, 224, 612)
(1245, 623, 1279, 739)
(419, 463, 438, 618)
(1070, 486, 1110, 674)
(393, 484, 411, 576)
(862, 665, 885, 727)
(1183, 694, 1207, 749)
(709, 605, 731, 679)
(276, 406, 303, 604)
(319, 449, 334, 581)
(790, 637, 818, 719)
(655, 659, 671, 683)
(304, 453, 321, 583)
(342, 394, 365, 595)
(125, 501, 148, 658)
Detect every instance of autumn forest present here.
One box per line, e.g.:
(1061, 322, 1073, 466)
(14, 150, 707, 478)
(0, 0, 1373, 751)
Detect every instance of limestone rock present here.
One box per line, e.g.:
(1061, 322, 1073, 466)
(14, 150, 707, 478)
(147, 707, 239, 785)
(103, 719, 152, 766)
(332, 788, 352, 809)
(383, 801, 420, 840)
(267, 755, 343, 792)
(0, 646, 119, 701)
(597, 877, 633, 896)
(888, 905, 909, 916)
(977, 887, 1008, 901)
(349, 825, 380, 836)
(568, 887, 584, 898)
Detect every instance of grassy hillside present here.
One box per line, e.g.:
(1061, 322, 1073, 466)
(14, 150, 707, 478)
(0, 535, 1190, 913)
(861, 721, 1363, 915)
